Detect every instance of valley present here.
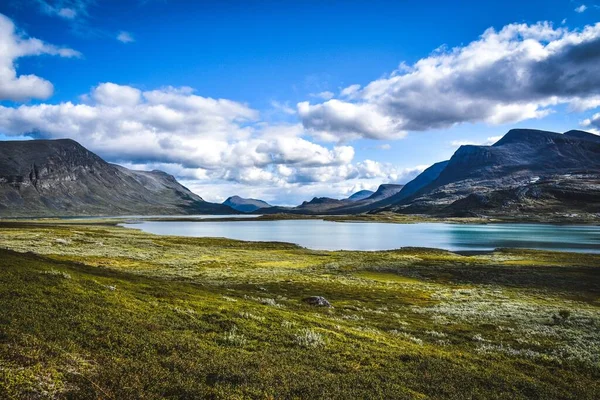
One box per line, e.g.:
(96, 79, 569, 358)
(0, 221, 598, 399)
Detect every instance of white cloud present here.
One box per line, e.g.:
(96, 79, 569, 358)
(300, 22, 600, 140)
(298, 99, 406, 141)
(0, 83, 258, 163)
(575, 5, 587, 13)
(310, 91, 334, 100)
(174, 162, 427, 205)
(362, 143, 392, 150)
(270, 100, 296, 115)
(0, 82, 414, 201)
(450, 136, 502, 147)
(0, 5, 430, 203)
(581, 113, 600, 133)
(92, 82, 141, 106)
(0, 13, 80, 101)
(340, 84, 361, 98)
(117, 31, 135, 43)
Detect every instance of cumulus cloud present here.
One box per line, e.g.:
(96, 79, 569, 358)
(0, 13, 80, 101)
(0, 82, 411, 198)
(298, 100, 406, 141)
(300, 22, 600, 140)
(0, 10, 427, 203)
(0, 83, 258, 163)
(117, 31, 135, 43)
(91, 82, 141, 106)
(575, 5, 587, 13)
(124, 160, 427, 205)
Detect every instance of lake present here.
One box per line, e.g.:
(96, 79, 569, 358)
(121, 219, 600, 253)
(60, 214, 260, 220)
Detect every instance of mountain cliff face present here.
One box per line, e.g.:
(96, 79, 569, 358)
(0, 139, 235, 216)
(381, 129, 600, 217)
(223, 196, 271, 213)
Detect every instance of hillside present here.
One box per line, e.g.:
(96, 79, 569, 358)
(380, 129, 600, 218)
(347, 190, 374, 201)
(1, 222, 599, 398)
(0, 139, 235, 217)
(223, 196, 271, 213)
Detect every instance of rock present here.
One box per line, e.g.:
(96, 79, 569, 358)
(303, 296, 332, 307)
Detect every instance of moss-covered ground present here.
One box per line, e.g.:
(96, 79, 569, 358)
(0, 222, 599, 399)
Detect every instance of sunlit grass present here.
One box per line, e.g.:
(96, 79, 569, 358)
(0, 221, 599, 398)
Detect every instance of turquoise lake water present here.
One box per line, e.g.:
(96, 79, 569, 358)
(122, 220, 600, 253)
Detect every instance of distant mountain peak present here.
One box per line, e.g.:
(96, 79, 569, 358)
(492, 129, 560, 147)
(223, 196, 271, 213)
(300, 197, 340, 206)
(563, 130, 600, 143)
(347, 190, 374, 202)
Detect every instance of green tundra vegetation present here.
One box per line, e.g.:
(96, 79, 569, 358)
(0, 221, 599, 399)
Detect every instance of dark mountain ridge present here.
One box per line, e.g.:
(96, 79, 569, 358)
(223, 196, 271, 213)
(382, 129, 600, 217)
(0, 139, 235, 217)
(4, 129, 597, 219)
(347, 190, 374, 202)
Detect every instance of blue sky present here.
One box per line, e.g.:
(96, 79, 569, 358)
(0, 0, 599, 204)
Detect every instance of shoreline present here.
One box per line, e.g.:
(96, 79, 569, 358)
(2, 210, 599, 226)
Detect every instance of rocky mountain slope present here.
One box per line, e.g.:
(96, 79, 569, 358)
(0, 139, 235, 217)
(347, 190, 374, 201)
(223, 196, 271, 213)
(380, 129, 600, 218)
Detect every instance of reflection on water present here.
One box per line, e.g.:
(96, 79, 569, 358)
(121, 220, 600, 253)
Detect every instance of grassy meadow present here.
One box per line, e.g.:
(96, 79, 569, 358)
(0, 221, 599, 399)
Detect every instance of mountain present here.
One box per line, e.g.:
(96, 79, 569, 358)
(294, 197, 346, 213)
(380, 129, 600, 217)
(0, 139, 236, 217)
(258, 184, 405, 215)
(391, 161, 449, 202)
(366, 184, 404, 202)
(563, 130, 600, 143)
(347, 190, 374, 202)
(223, 196, 271, 213)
